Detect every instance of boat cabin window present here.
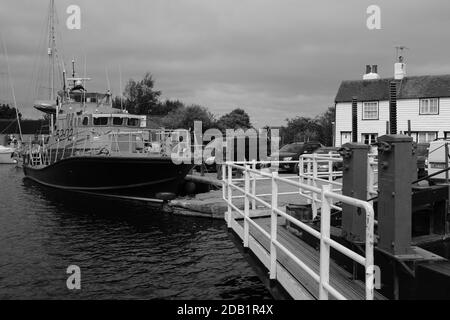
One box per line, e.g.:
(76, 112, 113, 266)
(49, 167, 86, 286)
(113, 117, 124, 126)
(93, 117, 109, 126)
(127, 118, 140, 127)
(82, 117, 89, 126)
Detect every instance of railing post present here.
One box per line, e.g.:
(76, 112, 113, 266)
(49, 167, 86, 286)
(328, 152, 333, 185)
(227, 164, 233, 228)
(222, 163, 227, 201)
(319, 184, 332, 300)
(367, 157, 375, 202)
(312, 154, 318, 219)
(306, 158, 312, 205)
(365, 205, 375, 300)
(299, 157, 303, 195)
(270, 171, 279, 280)
(244, 165, 250, 248)
(251, 160, 257, 210)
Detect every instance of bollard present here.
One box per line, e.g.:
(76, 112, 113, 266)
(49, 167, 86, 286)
(377, 135, 414, 256)
(340, 143, 370, 243)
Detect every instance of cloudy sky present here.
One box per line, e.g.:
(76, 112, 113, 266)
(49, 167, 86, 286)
(0, 0, 449, 126)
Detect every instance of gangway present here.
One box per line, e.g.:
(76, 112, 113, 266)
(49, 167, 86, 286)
(222, 158, 381, 300)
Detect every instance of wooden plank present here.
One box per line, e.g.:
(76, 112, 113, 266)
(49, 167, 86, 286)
(230, 218, 315, 300)
(233, 213, 386, 300)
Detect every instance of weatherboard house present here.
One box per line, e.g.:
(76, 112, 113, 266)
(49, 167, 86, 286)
(334, 59, 450, 147)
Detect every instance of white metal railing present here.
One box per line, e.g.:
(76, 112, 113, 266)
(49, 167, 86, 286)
(300, 153, 343, 218)
(24, 129, 188, 167)
(222, 161, 375, 300)
(367, 154, 378, 200)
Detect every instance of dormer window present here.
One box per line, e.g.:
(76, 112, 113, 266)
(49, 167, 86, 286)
(362, 101, 379, 120)
(420, 98, 439, 115)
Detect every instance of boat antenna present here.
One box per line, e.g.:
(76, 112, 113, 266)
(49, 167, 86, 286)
(119, 65, 124, 111)
(72, 58, 76, 85)
(83, 53, 87, 108)
(105, 66, 111, 92)
(1, 34, 23, 141)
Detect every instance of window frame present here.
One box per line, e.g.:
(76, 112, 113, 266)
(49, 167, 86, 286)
(93, 116, 109, 126)
(361, 133, 378, 145)
(112, 117, 125, 126)
(362, 101, 379, 120)
(126, 118, 140, 127)
(419, 98, 439, 115)
(82, 117, 90, 126)
(411, 131, 438, 143)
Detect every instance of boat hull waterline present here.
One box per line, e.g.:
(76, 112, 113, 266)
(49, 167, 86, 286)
(23, 156, 194, 198)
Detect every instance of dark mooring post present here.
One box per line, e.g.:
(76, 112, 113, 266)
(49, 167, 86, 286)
(377, 135, 414, 256)
(340, 143, 370, 243)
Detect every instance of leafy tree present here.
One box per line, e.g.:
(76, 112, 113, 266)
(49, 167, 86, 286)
(315, 106, 335, 146)
(0, 104, 17, 119)
(121, 73, 162, 115)
(216, 108, 252, 131)
(280, 106, 336, 146)
(281, 117, 320, 144)
(152, 99, 185, 116)
(162, 104, 215, 130)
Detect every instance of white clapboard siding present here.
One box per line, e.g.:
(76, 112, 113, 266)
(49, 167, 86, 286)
(357, 101, 390, 138)
(397, 98, 450, 137)
(335, 103, 352, 146)
(336, 98, 450, 147)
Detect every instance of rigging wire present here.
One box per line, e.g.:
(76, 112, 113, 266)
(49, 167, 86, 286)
(1, 33, 23, 141)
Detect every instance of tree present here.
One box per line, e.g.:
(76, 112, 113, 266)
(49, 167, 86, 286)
(0, 104, 17, 119)
(121, 73, 162, 115)
(152, 99, 185, 116)
(315, 106, 335, 146)
(216, 108, 252, 131)
(281, 117, 320, 144)
(162, 104, 215, 130)
(280, 106, 336, 146)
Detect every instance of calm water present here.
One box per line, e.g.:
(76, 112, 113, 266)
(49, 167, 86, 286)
(0, 166, 271, 300)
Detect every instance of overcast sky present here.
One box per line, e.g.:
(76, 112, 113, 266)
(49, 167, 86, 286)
(0, 0, 450, 126)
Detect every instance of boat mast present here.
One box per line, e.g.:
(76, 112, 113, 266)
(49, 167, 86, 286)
(48, 0, 56, 101)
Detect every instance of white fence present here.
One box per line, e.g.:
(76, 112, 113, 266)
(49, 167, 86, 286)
(222, 160, 375, 300)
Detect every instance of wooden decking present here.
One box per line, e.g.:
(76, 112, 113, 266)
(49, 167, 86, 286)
(230, 213, 386, 300)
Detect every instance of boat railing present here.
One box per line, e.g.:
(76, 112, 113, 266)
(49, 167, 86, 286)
(222, 161, 376, 300)
(25, 129, 193, 166)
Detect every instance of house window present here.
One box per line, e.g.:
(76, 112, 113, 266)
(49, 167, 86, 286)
(419, 98, 439, 115)
(362, 102, 379, 120)
(82, 117, 89, 126)
(412, 132, 437, 143)
(362, 134, 378, 145)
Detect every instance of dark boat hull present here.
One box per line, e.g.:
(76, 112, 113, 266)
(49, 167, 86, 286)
(23, 156, 194, 198)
